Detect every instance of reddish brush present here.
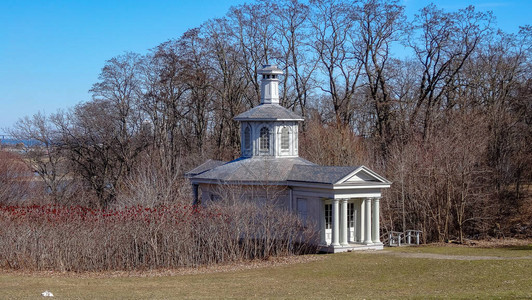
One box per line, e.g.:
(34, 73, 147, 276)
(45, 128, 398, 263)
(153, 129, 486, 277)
(0, 203, 316, 271)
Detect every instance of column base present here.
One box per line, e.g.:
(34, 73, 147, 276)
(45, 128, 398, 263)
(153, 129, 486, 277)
(319, 243, 384, 253)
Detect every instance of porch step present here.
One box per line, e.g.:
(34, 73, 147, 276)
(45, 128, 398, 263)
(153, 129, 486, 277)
(319, 243, 384, 253)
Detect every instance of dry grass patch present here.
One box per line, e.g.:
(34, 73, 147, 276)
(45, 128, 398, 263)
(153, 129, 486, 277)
(0, 244, 530, 299)
(0, 255, 323, 279)
(390, 239, 532, 258)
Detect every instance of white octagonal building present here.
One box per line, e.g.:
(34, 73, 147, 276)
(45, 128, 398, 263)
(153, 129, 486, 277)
(187, 65, 391, 252)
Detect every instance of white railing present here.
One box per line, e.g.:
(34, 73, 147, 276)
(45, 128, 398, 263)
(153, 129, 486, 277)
(388, 230, 422, 246)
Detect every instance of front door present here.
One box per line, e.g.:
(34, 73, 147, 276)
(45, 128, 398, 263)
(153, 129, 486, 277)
(348, 202, 356, 242)
(324, 203, 332, 244)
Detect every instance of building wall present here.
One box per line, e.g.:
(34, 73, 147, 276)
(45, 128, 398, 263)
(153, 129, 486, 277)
(240, 121, 299, 158)
(197, 182, 384, 247)
(198, 184, 322, 231)
(291, 191, 323, 233)
(198, 183, 291, 208)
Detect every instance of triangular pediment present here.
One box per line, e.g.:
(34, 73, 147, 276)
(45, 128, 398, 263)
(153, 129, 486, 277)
(336, 166, 391, 185)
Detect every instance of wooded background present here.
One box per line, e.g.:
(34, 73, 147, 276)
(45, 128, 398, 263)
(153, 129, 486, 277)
(4, 0, 531, 243)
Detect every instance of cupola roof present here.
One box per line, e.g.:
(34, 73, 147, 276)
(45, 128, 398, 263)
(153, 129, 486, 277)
(257, 65, 283, 76)
(234, 64, 303, 122)
(234, 104, 303, 121)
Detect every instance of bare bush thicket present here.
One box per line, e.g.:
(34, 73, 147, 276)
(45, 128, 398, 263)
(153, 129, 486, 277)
(115, 154, 191, 208)
(299, 116, 368, 167)
(0, 203, 316, 271)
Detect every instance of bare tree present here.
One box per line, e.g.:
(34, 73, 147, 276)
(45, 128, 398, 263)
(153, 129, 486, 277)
(275, 0, 317, 118)
(202, 18, 248, 160)
(309, 0, 363, 125)
(0, 150, 33, 204)
(143, 40, 190, 173)
(227, 2, 278, 107)
(10, 113, 72, 203)
(407, 4, 492, 139)
(356, 0, 405, 157)
(178, 28, 215, 154)
(54, 53, 149, 207)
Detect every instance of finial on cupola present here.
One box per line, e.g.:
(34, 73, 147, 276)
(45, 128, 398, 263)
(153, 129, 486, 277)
(258, 65, 283, 105)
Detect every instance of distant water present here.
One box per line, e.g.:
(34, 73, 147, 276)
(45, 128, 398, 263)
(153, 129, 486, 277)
(0, 136, 40, 146)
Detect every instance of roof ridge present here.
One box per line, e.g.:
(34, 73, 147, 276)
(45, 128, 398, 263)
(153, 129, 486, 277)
(234, 104, 304, 121)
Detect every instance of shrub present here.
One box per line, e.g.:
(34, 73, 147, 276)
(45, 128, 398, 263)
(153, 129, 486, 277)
(0, 203, 317, 271)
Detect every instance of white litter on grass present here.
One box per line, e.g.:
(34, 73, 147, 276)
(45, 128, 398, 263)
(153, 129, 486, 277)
(41, 290, 54, 297)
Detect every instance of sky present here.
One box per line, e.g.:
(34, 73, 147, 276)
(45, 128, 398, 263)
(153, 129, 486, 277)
(1, 0, 530, 135)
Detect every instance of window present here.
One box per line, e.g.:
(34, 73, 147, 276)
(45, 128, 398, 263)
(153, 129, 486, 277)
(348, 202, 354, 228)
(325, 204, 332, 229)
(281, 127, 289, 150)
(209, 193, 221, 202)
(259, 127, 270, 152)
(244, 126, 251, 150)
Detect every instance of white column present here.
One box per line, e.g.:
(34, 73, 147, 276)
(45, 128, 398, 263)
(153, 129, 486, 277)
(364, 197, 373, 245)
(352, 200, 358, 242)
(372, 197, 382, 244)
(331, 199, 340, 246)
(359, 198, 365, 243)
(340, 199, 348, 246)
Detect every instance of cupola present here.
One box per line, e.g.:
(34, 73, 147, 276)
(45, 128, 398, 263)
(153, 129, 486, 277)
(258, 65, 283, 105)
(234, 65, 304, 158)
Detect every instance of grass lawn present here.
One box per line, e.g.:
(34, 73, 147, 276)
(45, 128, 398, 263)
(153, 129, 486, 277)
(388, 243, 532, 257)
(1, 245, 531, 299)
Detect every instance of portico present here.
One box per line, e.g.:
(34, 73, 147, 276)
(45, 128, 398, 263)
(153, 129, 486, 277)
(320, 197, 383, 252)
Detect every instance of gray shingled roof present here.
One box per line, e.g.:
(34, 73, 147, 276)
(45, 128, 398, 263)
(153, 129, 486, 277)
(191, 157, 315, 182)
(287, 165, 358, 184)
(189, 158, 363, 185)
(234, 104, 304, 121)
(185, 159, 227, 177)
(188, 158, 392, 185)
